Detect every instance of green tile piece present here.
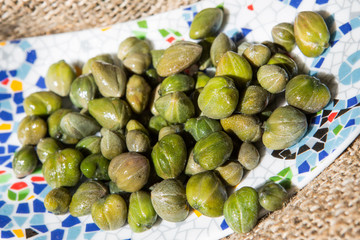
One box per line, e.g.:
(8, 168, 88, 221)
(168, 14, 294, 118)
(132, 30, 146, 40)
(158, 29, 170, 37)
(333, 124, 343, 135)
(137, 20, 148, 29)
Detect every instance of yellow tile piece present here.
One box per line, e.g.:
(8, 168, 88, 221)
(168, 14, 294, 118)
(101, 27, 111, 31)
(13, 229, 24, 238)
(27, 195, 35, 200)
(0, 123, 11, 131)
(10, 80, 23, 91)
(193, 209, 202, 217)
(0, 42, 6, 46)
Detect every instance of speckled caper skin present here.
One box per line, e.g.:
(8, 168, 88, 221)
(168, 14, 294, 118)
(12, 145, 38, 178)
(148, 115, 169, 133)
(189, 7, 223, 39)
(126, 75, 152, 114)
(47, 109, 78, 145)
(82, 54, 114, 74)
(215, 51, 253, 88)
(237, 42, 251, 55)
(123, 52, 151, 74)
(151, 134, 187, 179)
(184, 116, 222, 141)
(156, 41, 202, 77)
(150, 49, 165, 70)
(45, 60, 76, 97)
(257, 64, 289, 94)
(91, 194, 127, 230)
(126, 130, 151, 153)
(158, 125, 183, 141)
(126, 119, 149, 135)
(223, 187, 259, 233)
(88, 97, 132, 131)
(237, 85, 270, 115)
(195, 72, 211, 89)
(210, 33, 235, 67)
(294, 11, 330, 57)
(220, 114, 262, 142)
(101, 128, 126, 159)
(80, 153, 110, 180)
(159, 74, 195, 96)
(24, 91, 61, 116)
(271, 23, 295, 52)
(42, 148, 83, 188)
(17, 116, 47, 145)
(285, 74, 331, 113)
(198, 76, 239, 119)
(193, 131, 233, 170)
(215, 161, 243, 186)
(59, 112, 100, 140)
(117, 37, 151, 61)
(238, 142, 260, 170)
(262, 106, 308, 150)
(185, 149, 206, 175)
(243, 44, 271, 67)
(186, 171, 227, 217)
(36, 138, 62, 164)
(258, 181, 287, 211)
(69, 74, 97, 109)
(69, 181, 108, 217)
(108, 152, 150, 192)
(128, 191, 157, 232)
(151, 179, 189, 222)
(75, 136, 101, 156)
(44, 187, 71, 215)
(267, 53, 298, 78)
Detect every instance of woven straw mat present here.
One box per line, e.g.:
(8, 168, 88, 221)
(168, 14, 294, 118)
(1, 0, 360, 239)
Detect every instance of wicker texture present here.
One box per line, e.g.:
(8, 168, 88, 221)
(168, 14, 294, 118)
(1, 1, 360, 239)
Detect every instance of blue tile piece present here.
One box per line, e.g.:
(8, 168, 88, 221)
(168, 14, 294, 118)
(241, 28, 252, 37)
(289, 0, 302, 8)
(51, 229, 65, 240)
(0, 155, 11, 164)
(0, 215, 11, 228)
(33, 199, 46, 213)
(0, 100, 11, 111)
(13, 92, 24, 104)
(0, 93, 11, 101)
(5, 161, 11, 168)
(319, 150, 329, 161)
(16, 203, 30, 214)
(339, 22, 352, 35)
(187, 21, 192, 27)
(0, 111, 13, 121)
(7, 145, 19, 153)
(314, 57, 325, 68)
(0, 202, 13, 215)
(0, 146, 5, 154)
(0, 71, 7, 81)
(10, 39, 21, 44)
(298, 160, 310, 174)
(30, 214, 44, 225)
(17, 63, 31, 80)
(84, 232, 97, 240)
(85, 223, 100, 232)
(348, 50, 360, 65)
(33, 183, 48, 195)
(0, 133, 11, 144)
(9, 70, 17, 77)
(316, 0, 328, 4)
(26, 50, 37, 64)
(350, 17, 360, 29)
(35, 236, 47, 240)
(36, 76, 46, 89)
(1, 230, 14, 238)
(31, 225, 48, 233)
(16, 105, 24, 114)
(19, 40, 31, 50)
(220, 219, 229, 230)
(345, 119, 355, 128)
(347, 96, 358, 108)
(184, 6, 191, 10)
(62, 215, 80, 228)
(311, 115, 321, 124)
(330, 40, 339, 47)
(13, 216, 27, 227)
(0, 201, 4, 209)
(66, 226, 81, 240)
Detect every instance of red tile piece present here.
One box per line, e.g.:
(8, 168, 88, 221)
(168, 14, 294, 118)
(247, 4, 254, 11)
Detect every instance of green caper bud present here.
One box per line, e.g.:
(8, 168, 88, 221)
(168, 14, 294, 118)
(243, 44, 271, 67)
(12, 145, 38, 178)
(285, 74, 331, 113)
(145, 68, 162, 88)
(157, 41, 202, 77)
(195, 72, 211, 89)
(189, 8, 223, 39)
(59, 112, 100, 140)
(100, 128, 126, 160)
(210, 33, 235, 67)
(198, 38, 213, 70)
(267, 53, 298, 78)
(123, 52, 151, 74)
(69, 74, 97, 109)
(193, 131, 233, 170)
(257, 64, 289, 93)
(186, 171, 227, 217)
(198, 76, 239, 119)
(117, 37, 151, 61)
(271, 23, 295, 52)
(75, 136, 101, 156)
(151, 179, 189, 222)
(80, 153, 110, 180)
(24, 91, 61, 116)
(150, 49, 165, 70)
(215, 51, 253, 88)
(126, 130, 151, 153)
(36, 138, 62, 164)
(237, 42, 251, 55)
(128, 191, 157, 232)
(263, 106, 308, 150)
(108, 152, 150, 192)
(17, 116, 47, 145)
(190, 88, 203, 117)
(155, 91, 195, 124)
(149, 84, 161, 116)
(45, 60, 76, 97)
(184, 116, 222, 141)
(151, 134, 187, 179)
(44, 187, 71, 215)
(220, 114, 262, 142)
(184, 149, 206, 175)
(237, 85, 270, 115)
(148, 115, 169, 133)
(224, 187, 259, 233)
(159, 74, 195, 96)
(258, 181, 287, 211)
(82, 54, 114, 74)
(215, 161, 243, 186)
(126, 75, 151, 114)
(238, 142, 260, 170)
(48, 109, 79, 145)
(91, 194, 127, 231)
(88, 97, 132, 131)
(69, 181, 108, 217)
(126, 119, 149, 135)
(158, 125, 183, 141)
(42, 148, 83, 188)
(91, 61, 127, 98)
(294, 11, 330, 57)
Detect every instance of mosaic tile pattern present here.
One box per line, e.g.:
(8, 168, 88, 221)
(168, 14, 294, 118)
(0, 0, 359, 239)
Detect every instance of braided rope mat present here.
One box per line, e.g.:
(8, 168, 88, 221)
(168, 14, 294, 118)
(1, 1, 359, 239)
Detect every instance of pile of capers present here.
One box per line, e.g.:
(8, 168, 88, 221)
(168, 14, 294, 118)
(12, 7, 331, 234)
